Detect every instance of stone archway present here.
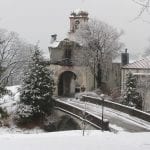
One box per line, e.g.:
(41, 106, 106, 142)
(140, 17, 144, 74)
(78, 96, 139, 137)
(58, 71, 77, 97)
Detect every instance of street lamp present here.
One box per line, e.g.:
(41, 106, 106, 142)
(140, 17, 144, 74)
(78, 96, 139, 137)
(100, 94, 105, 131)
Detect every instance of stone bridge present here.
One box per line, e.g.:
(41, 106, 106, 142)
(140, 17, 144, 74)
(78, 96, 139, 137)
(54, 96, 150, 132)
(54, 99, 109, 131)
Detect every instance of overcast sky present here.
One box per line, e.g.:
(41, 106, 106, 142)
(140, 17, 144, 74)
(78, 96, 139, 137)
(0, 0, 150, 58)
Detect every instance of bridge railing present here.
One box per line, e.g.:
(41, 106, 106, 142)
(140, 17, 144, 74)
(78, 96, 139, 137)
(54, 99, 109, 131)
(82, 96, 150, 122)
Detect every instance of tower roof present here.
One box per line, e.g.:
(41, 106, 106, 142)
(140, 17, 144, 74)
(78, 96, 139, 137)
(70, 9, 88, 17)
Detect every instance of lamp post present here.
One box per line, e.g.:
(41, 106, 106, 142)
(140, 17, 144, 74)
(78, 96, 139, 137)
(100, 94, 105, 131)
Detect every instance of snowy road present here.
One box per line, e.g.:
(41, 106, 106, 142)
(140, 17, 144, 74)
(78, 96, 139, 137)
(57, 98, 150, 132)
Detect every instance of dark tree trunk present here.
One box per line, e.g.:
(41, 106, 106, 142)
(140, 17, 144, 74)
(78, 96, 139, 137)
(97, 63, 102, 88)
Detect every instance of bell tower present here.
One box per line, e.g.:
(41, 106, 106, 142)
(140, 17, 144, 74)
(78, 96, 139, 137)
(69, 9, 89, 34)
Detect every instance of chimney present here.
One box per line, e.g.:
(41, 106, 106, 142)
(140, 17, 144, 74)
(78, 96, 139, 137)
(121, 48, 129, 66)
(50, 34, 57, 43)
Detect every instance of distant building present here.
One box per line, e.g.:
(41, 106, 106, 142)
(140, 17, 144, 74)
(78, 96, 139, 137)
(121, 57, 150, 111)
(69, 9, 89, 34)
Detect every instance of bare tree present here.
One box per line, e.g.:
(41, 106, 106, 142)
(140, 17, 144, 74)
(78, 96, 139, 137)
(132, 0, 150, 8)
(74, 19, 123, 88)
(9, 41, 35, 85)
(132, 0, 150, 20)
(0, 28, 34, 91)
(0, 29, 20, 89)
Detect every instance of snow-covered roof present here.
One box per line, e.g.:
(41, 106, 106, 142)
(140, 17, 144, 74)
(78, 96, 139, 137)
(70, 9, 88, 17)
(74, 8, 85, 14)
(122, 57, 150, 69)
(49, 41, 60, 48)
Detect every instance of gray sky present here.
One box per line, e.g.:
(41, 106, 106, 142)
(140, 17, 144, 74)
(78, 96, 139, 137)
(0, 0, 150, 57)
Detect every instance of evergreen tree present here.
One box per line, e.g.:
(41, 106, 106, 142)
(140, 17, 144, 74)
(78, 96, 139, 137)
(123, 72, 142, 109)
(17, 46, 55, 123)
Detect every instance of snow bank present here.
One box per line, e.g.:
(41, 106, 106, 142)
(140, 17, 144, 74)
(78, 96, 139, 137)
(0, 130, 150, 150)
(0, 85, 20, 113)
(6, 85, 20, 94)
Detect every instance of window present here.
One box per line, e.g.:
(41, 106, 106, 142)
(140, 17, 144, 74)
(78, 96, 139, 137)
(65, 48, 71, 59)
(75, 20, 80, 30)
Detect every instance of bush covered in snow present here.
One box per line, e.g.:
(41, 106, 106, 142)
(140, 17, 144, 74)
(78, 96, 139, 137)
(57, 115, 80, 131)
(43, 115, 80, 132)
(122, 72, 142, 109)
(43, 122, 57, 132)
(15, 47, 55, 126)
(14, 103, 36, 126)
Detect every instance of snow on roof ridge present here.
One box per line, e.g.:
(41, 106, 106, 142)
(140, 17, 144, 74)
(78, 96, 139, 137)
(49, 41, 60, 48)
(123, 56, 150, 69)
(74, 8, 82, 14)
(71, 8, 88, 16)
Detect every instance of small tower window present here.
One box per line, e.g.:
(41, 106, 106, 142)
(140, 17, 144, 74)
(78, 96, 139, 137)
(65, 48, 71, 59)
(75, 20, 80, 30)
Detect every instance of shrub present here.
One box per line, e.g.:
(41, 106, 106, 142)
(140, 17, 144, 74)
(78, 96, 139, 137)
(57, 115, 80, 131)
(43, 122, 56, 132)
(14, 104, 35, 126)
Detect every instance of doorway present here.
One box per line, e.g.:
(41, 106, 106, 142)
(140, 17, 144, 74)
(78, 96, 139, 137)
(58, 71, 77, 97)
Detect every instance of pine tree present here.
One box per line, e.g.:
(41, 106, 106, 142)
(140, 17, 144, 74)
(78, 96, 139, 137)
(123, 72, 142, 109)
(17, 46, 55, 123)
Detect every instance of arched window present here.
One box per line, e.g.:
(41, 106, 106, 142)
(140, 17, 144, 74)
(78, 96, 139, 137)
(75, 20, 80, 30)
(65, 48, 71, 59)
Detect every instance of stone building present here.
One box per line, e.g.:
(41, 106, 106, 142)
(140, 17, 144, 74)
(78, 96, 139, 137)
(69, 9, 89, 34)
(48, 10, 121, 97)
(48, 10, 93, 97)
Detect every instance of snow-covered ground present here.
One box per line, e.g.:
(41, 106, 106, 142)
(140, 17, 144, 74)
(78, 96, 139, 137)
(0, 130, 150, 150)
(0, 86, 150, 150)
(0, 85, 46, 134)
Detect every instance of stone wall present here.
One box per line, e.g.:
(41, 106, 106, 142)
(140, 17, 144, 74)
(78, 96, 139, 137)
(102, 63, 121, 93)
(82, 95, 150, 122)
(48, 64, 95, 96)
(49, 38, 122, 95)
(49, 39, 81, 65)
(55, 99, 109, 130)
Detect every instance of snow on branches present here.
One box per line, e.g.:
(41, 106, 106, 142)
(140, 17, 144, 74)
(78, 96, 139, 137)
(15, 46, 55, 125)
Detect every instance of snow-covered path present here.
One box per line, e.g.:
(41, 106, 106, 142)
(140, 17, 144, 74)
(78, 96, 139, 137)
(58, 98, 150, 132)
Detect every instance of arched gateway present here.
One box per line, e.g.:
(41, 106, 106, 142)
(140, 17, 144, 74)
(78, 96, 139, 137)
(58, 71, 77, 96)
